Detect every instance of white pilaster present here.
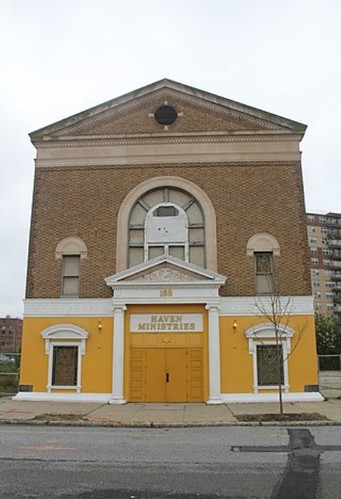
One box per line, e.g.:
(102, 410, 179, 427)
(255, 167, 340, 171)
(206, 303, 222, 404)
(109, 305, 127, 404)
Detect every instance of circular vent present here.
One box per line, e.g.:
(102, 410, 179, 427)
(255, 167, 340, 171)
(154, 105, 178, 125)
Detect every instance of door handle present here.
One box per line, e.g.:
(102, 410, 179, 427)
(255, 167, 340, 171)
(166, 371, 170, 383)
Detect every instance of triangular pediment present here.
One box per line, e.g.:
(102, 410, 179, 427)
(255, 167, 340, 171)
(105, 255, 226, 287)
(30, 79, 306, 142)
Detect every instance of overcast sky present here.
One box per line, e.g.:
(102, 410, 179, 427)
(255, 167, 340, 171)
(1, 0, 340, 317)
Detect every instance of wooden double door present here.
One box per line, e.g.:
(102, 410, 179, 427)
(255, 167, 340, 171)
(130, 348, 203, 402)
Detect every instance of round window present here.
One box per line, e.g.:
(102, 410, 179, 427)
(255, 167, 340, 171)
(154, 105, 177, 125)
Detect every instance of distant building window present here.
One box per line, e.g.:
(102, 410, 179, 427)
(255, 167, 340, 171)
(321, 227, 328, 233)
(254, 253, 274, 295)
(309, 237, 317, 243)
(310, 247, 318, 254)
(322, 249, 331, 255)
(312, 269, 320, 276)
(314, 291, 321, 298)
(307, 215, 315, 222)
(326, 281, 334, 288)
(322, 238, 328, 244)
(323, 259, 331, 266)
(308, 226, 316, 233)
(319, 216, 327, 223)
(311, 258, 319, 265)
(313, 280, 320, 287)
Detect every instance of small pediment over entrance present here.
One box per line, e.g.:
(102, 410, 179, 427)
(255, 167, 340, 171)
(105, 255, 226, 288)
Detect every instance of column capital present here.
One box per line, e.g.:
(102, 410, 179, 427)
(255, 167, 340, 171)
(205, 302, 220, 312)
(112, 303, 127, 313)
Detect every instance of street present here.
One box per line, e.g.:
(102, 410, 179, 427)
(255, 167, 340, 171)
(0, 425, 340, 498)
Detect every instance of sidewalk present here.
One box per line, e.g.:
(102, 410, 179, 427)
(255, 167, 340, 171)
(0, 372, 340, 427)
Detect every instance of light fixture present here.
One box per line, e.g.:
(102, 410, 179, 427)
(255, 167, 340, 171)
(233, 320, 237, 333)
(98, 321, 102, 332)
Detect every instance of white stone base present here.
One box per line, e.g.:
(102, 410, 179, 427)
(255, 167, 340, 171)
(12, 391, 325, 404)
(109, 397, 126, 405)
(221, 392, 324, 403)
(12, 392, 112, 403)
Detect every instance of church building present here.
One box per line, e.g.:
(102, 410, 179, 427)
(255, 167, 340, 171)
(16, 79, 322, 403)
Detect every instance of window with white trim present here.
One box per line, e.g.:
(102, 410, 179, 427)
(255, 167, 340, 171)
(52, 346, 78, 386)
(254, 252, 275, 295)
(55, 237, 87, 297)
(257, 345, 284, 386)
(245, 323, 293, 393)
(61, 255, 80, 296)
(41, 324, 88, 393)
(128, 187, 205, 267)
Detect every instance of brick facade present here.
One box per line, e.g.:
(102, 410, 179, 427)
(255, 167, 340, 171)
(0, 317, 22, 352)
(26, 159, 310, 299)
(18, 80, 319, 405)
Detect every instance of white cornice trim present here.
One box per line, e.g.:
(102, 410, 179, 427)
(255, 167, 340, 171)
(24, 299, 113, 317)
(219, 296, 314, 316)
(34, 131, 303, 148)
(23, 296, 314, 317)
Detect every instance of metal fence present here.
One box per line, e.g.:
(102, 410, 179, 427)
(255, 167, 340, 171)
(0, 352, 21, 393)
(318, 354, 341, 371)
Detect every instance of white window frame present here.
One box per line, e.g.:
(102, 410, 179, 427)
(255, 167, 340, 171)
(245, 323, 294, 394)
(144, 202, 189, 262)
(41, 324, 88, 393)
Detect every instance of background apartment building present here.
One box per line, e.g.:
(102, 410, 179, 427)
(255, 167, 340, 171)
(307, 212, 341, 323)
(0, 316, 22, 352)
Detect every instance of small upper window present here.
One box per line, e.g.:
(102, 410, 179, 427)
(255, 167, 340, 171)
(154, 206, 179, 217)
(255, 252, 275, 295)
(61, 255, 80, 296)
(55, 237, 87, 298)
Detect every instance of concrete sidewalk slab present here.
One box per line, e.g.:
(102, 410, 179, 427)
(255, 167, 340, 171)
(0, 370, 339, 426)
(85, 403, 237, 425)
(0, 398, 102, 420)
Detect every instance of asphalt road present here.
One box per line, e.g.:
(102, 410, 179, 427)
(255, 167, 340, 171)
(0, 425, 340, 498)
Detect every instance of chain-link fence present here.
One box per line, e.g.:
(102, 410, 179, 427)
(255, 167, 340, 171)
(0, 353, 20, 393)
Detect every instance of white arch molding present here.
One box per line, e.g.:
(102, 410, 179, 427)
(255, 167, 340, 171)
(55, 236, 88, 260)
(246, 233, 280, 256)
(116, 176, 218, 272)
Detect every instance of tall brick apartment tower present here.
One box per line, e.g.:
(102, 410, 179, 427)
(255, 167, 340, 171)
(16, 80, 322, 403)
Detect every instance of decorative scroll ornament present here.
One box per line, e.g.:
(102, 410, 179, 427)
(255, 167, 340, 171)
(137, 268, 196, 282)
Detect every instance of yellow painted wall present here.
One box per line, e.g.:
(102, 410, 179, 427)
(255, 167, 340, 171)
(20, 317, 113, 393)
(20, 311, 318, 397)
(219, 314, 318, 393)
(124, 304, 208, 402)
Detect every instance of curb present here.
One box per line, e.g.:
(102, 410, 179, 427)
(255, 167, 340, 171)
(0, 419, 340, 428)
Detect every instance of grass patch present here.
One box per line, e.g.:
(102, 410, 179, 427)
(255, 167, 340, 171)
(236, 413, 328, 422)
(33, 413, 84, 422)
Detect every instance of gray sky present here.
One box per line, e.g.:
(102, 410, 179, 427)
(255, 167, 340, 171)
(1, 0, 340, 317)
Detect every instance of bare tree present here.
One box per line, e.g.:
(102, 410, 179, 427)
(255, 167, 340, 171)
(254, 276, 306, 414)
